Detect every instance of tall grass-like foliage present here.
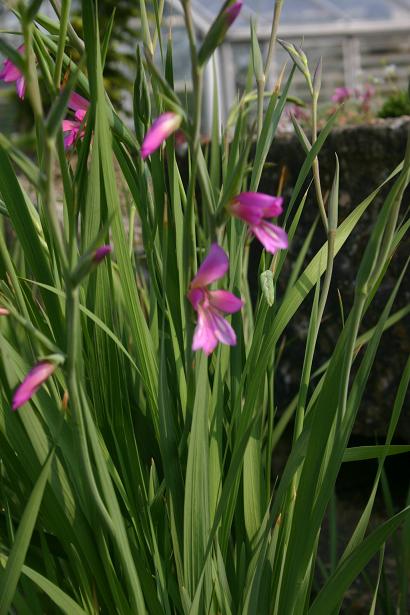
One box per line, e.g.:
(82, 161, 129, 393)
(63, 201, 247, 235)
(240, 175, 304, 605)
(0, 1, 409, 613)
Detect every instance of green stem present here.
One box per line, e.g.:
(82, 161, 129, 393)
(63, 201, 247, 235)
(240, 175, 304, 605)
(182, 0, 204, 367)
(49, 0, 84, 54)
(22, 19, 68, 273)
(264, 0, 284, 79)
(293, 230, 336, 440)
(257, 76, 266, 138)
(66, 285, 115, 533)
(311, 96, 328, 232)
(53, 0, 72, 89)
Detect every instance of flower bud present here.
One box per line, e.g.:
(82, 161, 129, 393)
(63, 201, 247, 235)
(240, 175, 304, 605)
(12, 360, 57, 410)
(140, 112, 182, 159)
(198, 1, 243, 67)
(93, 245, 112, 263)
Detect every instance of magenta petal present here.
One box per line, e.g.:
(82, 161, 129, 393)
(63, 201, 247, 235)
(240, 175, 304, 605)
(208, 309, 237, 346)
(62, 120, 79, 149)
(68, 92, 90, 113)
(230, 200, 265, 225)
(251, 221, 289, 254)
(191, 244, 229, 289)
(63, 129, 78, 149)
(225, 1, 243, 26)
(192, 309, 218, 355)
(12, 361, 56, 410)
(230, 195, 283, 225)
(233, 192, 284, 221)
(16, 75, 25, 99)
(140, 112, 181, 159)
(261, 196, 284, 218)
(1, 62, 21, 82)
(0, 46, 25, 91)
(187, 287, 205, 310)
(62, 119, 79, 131)
(93, 245, 112, 263)
(208, 290, 243, 313)
(74, 108, 87, 122)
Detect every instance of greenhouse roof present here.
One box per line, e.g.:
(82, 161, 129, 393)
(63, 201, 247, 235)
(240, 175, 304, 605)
(171, 0, 410, 38)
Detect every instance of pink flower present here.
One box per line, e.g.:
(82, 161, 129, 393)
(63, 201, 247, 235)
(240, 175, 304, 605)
(12, 361, 56, 410)
(288, 104, 309, 122)
(0, 307, 10, 316)
(229, 192, 288, 254)
(331, 87, 352, 104)
(0, 45, 25, 99)
(356, 83, 375, 112)
(62, 92, 89, 149)
(188, 244, 243, 356)
(224, 1, 243, 26)
(93, 245, 112, 263)
(140, 112, 182, 159)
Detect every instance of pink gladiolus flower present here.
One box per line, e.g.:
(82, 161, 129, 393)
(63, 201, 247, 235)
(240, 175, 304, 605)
(229, 192, 288, 254)
(224, 1, 243, 26)
(0, 45, 25, 99)
(93, 245, 112, 263)
(12, 361, 56, 410)
(140, 112, 182, 159)
(62, 92, 90, 149)
(0, 307, 10, 316)
(188, 244, 243, 356)
(331, 87, 352, 104)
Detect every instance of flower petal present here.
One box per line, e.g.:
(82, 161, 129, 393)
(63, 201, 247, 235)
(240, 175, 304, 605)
(192, 308, 218, 355)
(187, 287, 205, 310)
(93, 245, 112, 263)
(224, 1, 243, 26)
(208, 309, 237, 346)
(231, 192, 283, 224)
(251, 221, 289, 254)
(140, 112, 182, 159)
(208, 290, 243, 313)
(68, 92, 90, 113)
(190, 244, 229, 289)
(15, 75, 25, 99)
(12, 361, 56, 410)
(0, 61, 22, 82)
(74, 108, 87, 122)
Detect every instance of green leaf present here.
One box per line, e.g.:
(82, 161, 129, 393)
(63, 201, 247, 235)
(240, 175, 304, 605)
(343, 444, 410, 463)
(0, 450, 54, 615)
(260, 270, 275, 306)
(309, 507, 410, 615)
(183, 354, 211, 603)
(0, 146, 63, 344)
(0, 556, 86, 615)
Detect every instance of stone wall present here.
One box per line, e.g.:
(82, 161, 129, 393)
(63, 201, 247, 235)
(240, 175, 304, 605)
(257, 117, 410, 439)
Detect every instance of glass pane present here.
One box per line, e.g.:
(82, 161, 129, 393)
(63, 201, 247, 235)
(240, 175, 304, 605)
(325, 0, 395, 20)
(280, 0, 336, 24)
(188, 0, 410, 25)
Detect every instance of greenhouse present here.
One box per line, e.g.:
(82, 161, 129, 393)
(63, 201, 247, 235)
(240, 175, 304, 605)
(164, 0, 410, 127)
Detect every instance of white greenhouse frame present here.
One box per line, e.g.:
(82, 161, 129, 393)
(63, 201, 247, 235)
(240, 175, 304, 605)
(164, 1, 410, 132)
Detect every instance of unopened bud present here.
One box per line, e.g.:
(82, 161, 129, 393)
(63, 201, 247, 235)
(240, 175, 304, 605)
(260, 270, 275, 306)
(198, 1, 243, 67)
(313, 57, 322, 98)
(93, 245, 112, 263)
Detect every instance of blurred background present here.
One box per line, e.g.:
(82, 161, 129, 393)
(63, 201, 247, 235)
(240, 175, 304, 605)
(2, 0, 410, 134)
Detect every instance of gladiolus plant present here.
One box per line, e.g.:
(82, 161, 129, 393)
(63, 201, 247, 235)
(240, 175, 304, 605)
(0, 1, 409, 614)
